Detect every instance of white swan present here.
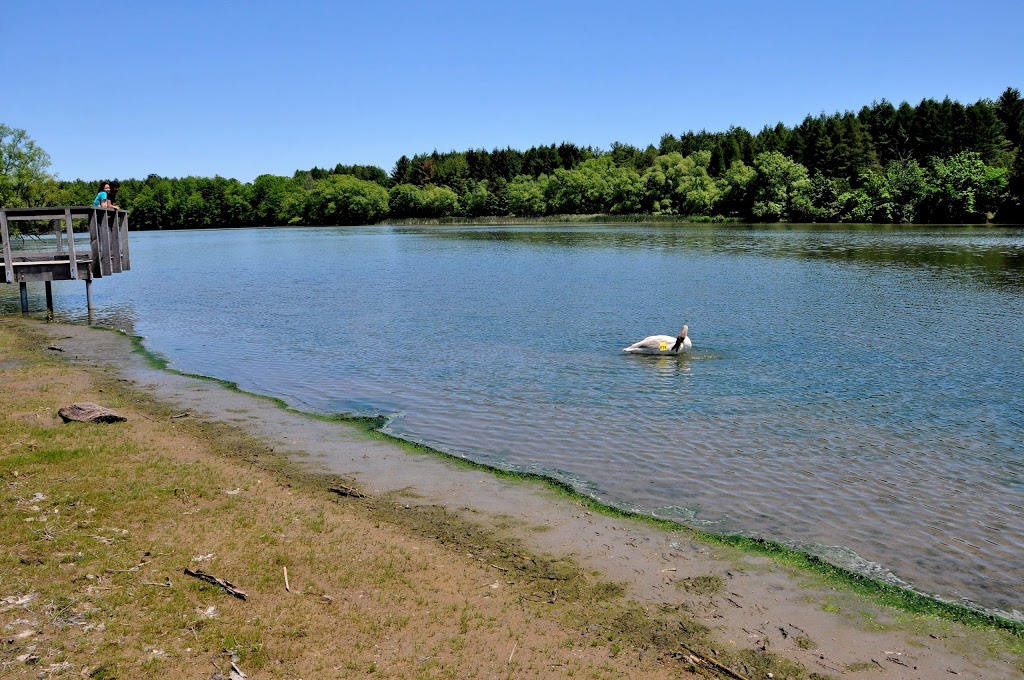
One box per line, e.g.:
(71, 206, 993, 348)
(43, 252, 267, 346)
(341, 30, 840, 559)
(623, 325, 692, 354)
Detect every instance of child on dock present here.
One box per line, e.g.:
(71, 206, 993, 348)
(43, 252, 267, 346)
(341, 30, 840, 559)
(92, 182, 119, 209)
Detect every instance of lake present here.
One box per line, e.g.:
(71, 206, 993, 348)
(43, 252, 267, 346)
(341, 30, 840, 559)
(4, 223, 1023, 619)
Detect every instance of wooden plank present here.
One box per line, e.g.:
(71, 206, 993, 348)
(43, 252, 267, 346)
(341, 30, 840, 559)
(120, 212, 131, 270)
(16, 270, 79, 283)
(4, 214, 65, 222)
(64, 207, 78, 280)
(11, 259, 91, 266)
(0, 209, 14, 284)
(89, 210, 102, 278)
(110, 211, 123, 273)
(0, 206, 97, 220)
(98, 209, 112, 276)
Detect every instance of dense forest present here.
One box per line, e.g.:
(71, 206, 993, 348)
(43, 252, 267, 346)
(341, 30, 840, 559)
(3, 88, 1023, 228)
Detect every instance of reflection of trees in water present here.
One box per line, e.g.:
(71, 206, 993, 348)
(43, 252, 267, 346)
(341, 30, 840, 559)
(415, 224, 1024, 291)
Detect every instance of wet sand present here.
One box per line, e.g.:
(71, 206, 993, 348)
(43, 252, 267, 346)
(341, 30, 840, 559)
(28, 319, 1024, 678)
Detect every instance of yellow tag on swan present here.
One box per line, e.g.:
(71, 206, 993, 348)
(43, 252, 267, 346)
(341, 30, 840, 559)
(659, 341, 668, 351)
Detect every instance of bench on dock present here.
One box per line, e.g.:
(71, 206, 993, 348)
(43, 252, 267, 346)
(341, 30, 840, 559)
(0, 206, 130, 313)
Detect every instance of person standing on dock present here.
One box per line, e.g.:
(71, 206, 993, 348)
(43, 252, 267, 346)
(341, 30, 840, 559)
(92, 182, 119, 209)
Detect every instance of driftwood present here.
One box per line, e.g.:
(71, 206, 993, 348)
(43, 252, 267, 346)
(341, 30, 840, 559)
(328, 484, 365, 499)
(183, 568, 248, 600)
(58, 402, 126, 424)
(679, 643, 752, 680)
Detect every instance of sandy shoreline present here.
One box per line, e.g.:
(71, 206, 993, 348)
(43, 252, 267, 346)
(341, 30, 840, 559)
(5, 318, 1022, 678)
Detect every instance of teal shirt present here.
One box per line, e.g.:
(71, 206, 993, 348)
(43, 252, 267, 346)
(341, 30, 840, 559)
(92, 191, 108, 207)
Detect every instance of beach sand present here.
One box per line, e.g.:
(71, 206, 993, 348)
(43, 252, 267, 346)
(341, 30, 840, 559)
(2, 317, 1020, 678)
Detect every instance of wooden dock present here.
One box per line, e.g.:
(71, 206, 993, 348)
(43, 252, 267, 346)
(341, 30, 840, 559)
(0, 206, 130, 313)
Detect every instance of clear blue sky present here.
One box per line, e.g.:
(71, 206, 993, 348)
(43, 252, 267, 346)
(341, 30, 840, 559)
(8, 0, 1023, 183)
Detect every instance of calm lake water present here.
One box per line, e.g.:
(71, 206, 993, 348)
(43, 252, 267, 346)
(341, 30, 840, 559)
(5, 224, 1023, 618)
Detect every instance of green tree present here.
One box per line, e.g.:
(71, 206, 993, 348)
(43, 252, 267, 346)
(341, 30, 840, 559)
(750, 152, 812, 221)
(505, 175, 548, 217)
(390, 155, 412, 185)
(252, 174, 300, 226)
(837, 188, 872, 222)
(419, 185, 460, 217)
(306, 175, 389, 225)
(717, 160, 757, 218)
(806, 173, 843, 222)
(548, 158, 609, 214)
(862, 160, 931, 223)
(388, 183, 424, 218)
(641, 151, 719, 215)
(606, 164, 643, 214)
(996, 87, 1024, 148)
(0, 123, 65, 210)
(922, 151, 1009, 222)
(461, 180, 499, 217)
(126, 185, 163, 228)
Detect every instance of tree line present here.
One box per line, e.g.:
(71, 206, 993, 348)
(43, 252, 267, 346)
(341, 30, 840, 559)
(3, 88, 1022, 228)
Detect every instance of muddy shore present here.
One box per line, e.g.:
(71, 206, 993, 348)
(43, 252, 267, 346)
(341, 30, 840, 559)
(3, 318, 1022, 678)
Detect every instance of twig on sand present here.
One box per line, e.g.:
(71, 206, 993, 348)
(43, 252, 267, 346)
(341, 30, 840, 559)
(328, 484, 365, 499)
(508, 641, 518, 664)
(183, 568, 248, 600)
(283, 566, 290, 592)
(106, 558, 148, 573)
(679, 643, 752, 680)
(142, 580, 172, 588)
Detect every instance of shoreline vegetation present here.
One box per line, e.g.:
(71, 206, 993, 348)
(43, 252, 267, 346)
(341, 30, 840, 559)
(3, 88, 1024, 233)
(3, 318, 1023, 678)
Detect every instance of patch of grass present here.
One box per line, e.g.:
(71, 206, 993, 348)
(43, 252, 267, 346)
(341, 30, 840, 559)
(675, 574, 726, 596)
(794, 635, 816, 650)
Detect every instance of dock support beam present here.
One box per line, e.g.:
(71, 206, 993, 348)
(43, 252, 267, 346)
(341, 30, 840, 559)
(85, 278, 94, 312)
(45, 281, 54, 314)
(20, 282, 29, 313)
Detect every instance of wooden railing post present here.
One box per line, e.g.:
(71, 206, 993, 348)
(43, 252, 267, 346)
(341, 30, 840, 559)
(110, 210, 123, 273)
(89, 208, 102, 278)
(98, 210, 112, 276)
(64, 207, 78, 280)
(0, 209, 13, 284)
(120, 211, 131, 270)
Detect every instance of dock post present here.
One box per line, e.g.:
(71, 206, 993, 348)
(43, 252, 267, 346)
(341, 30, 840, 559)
(85, 278, 94, 312)
(45, 281, 54, 314)
(20, 282, 29, 313)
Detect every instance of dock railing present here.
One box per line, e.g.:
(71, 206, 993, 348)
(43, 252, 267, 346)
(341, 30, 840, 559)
(0, 206, 130, 312)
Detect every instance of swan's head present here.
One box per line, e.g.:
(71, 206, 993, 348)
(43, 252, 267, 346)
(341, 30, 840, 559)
(679, 324, 688, 338)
